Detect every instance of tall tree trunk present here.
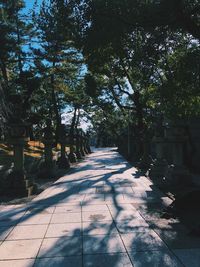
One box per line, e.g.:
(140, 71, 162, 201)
(0, 59, 10, 127)
(68, 107, 78, 162)
(51, 74, 61, 145)
(75, 109, 80, 130)
(69, 107, 77, 151)
(113, 64, 146, 158)
(132, 91, 144, 133)
(131, 90, 145, 159)
(0, 59, 9, 86)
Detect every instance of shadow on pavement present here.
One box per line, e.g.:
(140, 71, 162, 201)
(0, 148, 193, 266)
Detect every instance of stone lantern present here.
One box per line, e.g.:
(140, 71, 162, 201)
(147, 126, 168, 184)
(164, 123, 191, 184)
(82, 131, 89, 155)
(79, 129, 86, 157)
(67, 126, 77, 163)
(43, 120, 54, 167)
(6, 92, 36, 196)
(75, 128, 83, 160)
(9, 123, 29, 169)
(38, 120, 55, 178)
(85, 132, 92, 154)
(148, 136, 168, 184)
(138, 134, 152, 171)
(7, 122, 32, 196)
(57, 124, 70, 169)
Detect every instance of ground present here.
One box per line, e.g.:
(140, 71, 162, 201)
(0, 141, 70, 203)
(0, 148, 199, 267)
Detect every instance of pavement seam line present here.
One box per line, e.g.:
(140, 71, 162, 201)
(106, 204, 135, 267)
(81, 204, 84, 267)
(0, 207, 28, 243)
(136, 206, 186, 267)
(33, 205, 56, 266)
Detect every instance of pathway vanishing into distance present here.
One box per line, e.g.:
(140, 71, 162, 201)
(0, 148, 199, 267)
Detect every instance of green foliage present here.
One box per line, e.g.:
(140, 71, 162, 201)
(1, 0, 200, 144)
(0, 0, 36, 128)
(84, 74, 99, 97)
(159, 46, 200, 118)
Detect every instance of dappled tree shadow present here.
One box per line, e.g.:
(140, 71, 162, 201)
(0, 148, 193, 266)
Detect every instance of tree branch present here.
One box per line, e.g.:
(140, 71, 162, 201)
(109, 85, 133, 111)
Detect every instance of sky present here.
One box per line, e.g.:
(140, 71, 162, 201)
(23, 0, 92, 131)
(23, 0, 42, 13)
(24, 0, 36, 10)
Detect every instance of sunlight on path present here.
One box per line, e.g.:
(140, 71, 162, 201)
(0, 148, 197, 267)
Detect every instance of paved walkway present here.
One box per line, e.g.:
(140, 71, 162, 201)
(0, 148, 199, 266)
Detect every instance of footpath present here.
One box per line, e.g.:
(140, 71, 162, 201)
(0, 148, 199, 267)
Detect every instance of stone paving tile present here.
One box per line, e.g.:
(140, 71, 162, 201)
(6, 225, 48, 240)
(0, 148, 178, 266)
(0, 259, 35, 267)
(0, 206, 4, 211)
(96, 186, 115, 194)
(83, 253, 133, 267)
(116, 218, 150, 233)
(121, 231, 168, 252)
(25, 206, 55, 214)
(132, 183, 151, 191)
(114, 187, 134, 194)
(79, 188, 96, 194)
(82, 210, 112, 222)
(0, 226, 14, 241)
(132, 202, 164, 210)
(131, 190, 160, 198)
(108, 181, 135, 188)
(132, 203, 165, 221)
(58, 200, 83, 205)
(83, 221, 118, 235)
(55, 203, 82, 207)
(45, 223, 81, 237)
(8, 204, 29, 210)
(18, 214, 52, 225)
(38, 236, 82, 257)
(104, 194, 125, 204)
(45, 188, 66, 195)
(173, 248, 200, 267)
(1, 206, 29, 212)
(150, 219, 200, 249)
(0, 239, 42, 260)
(0, 212, 26, 227)
(110, 210, 142, 222)
(82, 204, 109, 212)
(34, 256, 82, 267)
(58, 194, 86, 203)
(90, 181, 105, 187)
(161, 197, 173, 207)
(0, 205, 18, 211)
(123, 195, 160, 204)
(83, 233, 126, 254)
(84, 194, 105, 202)
(31, 199, 58, 206)
(82, 198, 106, 205)
(108, 204, 137, 213)
(50, 212, 81, 224)
(54, 205, 81, 213)
(129, 249, 184, 267)
(62, 189, 76, 196)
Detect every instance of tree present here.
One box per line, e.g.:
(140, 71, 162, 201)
(73, 0, 200, 41)
(0, 0, 42, 129)
(67, 0, 200, 158)
(32, 0, 84, 140)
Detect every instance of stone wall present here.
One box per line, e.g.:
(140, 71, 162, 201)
(185, 118, 200, 172)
